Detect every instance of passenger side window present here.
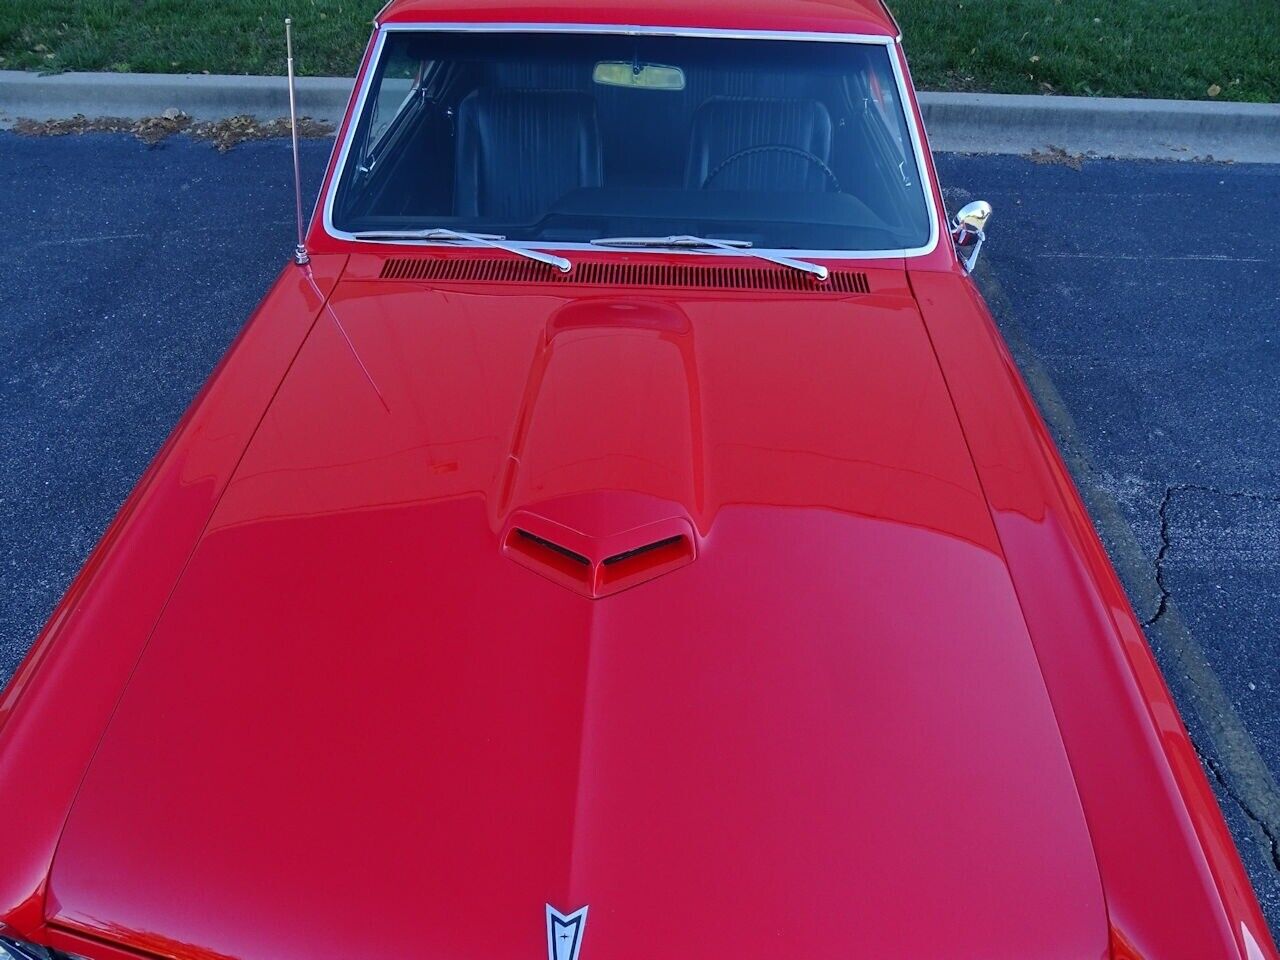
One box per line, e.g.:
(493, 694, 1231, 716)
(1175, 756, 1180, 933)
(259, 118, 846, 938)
(848, 55, 915, 187)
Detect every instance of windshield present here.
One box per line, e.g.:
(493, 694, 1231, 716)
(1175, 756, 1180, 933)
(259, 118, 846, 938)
(330, 30, 933, 253)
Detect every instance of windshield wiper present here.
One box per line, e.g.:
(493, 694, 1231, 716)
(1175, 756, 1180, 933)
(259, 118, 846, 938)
(589, 235, 828, 281)
(350, 228, 571, 273)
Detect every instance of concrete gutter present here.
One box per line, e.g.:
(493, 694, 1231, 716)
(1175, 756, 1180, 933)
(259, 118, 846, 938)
(2, 69, 1278, 163)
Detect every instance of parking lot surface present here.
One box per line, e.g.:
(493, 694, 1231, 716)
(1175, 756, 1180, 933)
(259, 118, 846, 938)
(1, 132, 1277, 933)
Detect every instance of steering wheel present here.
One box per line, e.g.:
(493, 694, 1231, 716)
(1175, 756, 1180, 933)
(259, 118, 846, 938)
(701, 144, 841, 192)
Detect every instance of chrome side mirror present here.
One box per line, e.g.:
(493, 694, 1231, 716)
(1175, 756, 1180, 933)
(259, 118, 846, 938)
(950, 200, 992, 274)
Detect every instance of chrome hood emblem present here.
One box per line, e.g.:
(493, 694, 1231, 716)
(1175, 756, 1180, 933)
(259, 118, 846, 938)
(546, 904, 589, 960)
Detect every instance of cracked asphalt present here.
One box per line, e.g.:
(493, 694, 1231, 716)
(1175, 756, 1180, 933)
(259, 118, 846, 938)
(0, 132, 1277, 936)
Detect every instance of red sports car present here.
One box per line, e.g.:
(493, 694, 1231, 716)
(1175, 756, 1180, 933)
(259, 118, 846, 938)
(1, 1, 1275, 959)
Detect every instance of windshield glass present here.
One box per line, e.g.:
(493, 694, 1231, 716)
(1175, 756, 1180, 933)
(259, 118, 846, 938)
(330, 31, 933, 252)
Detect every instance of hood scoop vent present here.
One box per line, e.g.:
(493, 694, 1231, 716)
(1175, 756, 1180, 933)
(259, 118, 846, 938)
(512, 528, 591, 569)
(379, 257, 870, 294)
(502, 510, 697, 599)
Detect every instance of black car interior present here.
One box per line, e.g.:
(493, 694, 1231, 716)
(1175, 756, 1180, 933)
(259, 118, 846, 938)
(332, 32, 932, 250)
(455, 88, 605, 220)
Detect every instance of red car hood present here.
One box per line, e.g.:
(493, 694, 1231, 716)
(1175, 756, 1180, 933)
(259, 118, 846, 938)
(47, 264, 1108, 960)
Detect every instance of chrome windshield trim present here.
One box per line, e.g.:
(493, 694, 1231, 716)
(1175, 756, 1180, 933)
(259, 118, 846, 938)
(320, 23, 940, 262)
(371, 22, 897, 43)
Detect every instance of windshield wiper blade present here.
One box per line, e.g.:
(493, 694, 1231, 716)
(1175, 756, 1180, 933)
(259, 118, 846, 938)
(590, 235, 752, 249)
(351, 228, 571, 273)
(590, 235, 828, 281)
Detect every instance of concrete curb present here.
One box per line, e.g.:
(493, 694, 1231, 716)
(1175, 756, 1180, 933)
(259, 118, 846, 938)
(2, 69, 1279, 163)
(919, 92, 1280, 164)
(0, 70, 353, 125)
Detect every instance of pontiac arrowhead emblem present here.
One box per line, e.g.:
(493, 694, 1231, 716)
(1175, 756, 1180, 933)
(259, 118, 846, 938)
(546, 904, 588, 960)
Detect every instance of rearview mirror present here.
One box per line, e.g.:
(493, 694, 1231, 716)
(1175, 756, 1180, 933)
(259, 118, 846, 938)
(950, 200, 992, 273)
(593, 61, 685, 91)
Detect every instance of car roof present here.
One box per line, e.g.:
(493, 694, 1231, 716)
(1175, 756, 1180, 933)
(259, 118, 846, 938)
(376, 0, 901, 40)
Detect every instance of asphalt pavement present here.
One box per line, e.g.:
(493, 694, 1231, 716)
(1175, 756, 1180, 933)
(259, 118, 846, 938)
(1, 132, 331, 681)
(1, 131, 1277, 934)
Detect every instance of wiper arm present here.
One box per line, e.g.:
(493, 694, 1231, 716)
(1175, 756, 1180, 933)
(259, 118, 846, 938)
(590, 235, 828, 281)
(351, 228, 571, 273)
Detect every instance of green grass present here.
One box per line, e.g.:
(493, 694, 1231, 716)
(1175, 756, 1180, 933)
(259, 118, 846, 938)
(893, 0, 1280, 102)
(0, 0, 381, 77)
(1, 0, 1277, 102)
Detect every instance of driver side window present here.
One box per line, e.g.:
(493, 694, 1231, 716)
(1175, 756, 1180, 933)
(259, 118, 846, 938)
(364, 48, 426, 162)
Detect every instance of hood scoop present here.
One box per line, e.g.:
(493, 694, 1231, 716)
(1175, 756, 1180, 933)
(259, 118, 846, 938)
(502, 498, 697, 599)
(379, 257, 870, 294)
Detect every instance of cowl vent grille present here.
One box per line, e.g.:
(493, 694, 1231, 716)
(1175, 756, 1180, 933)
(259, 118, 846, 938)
(378, 257, 870, 293)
